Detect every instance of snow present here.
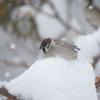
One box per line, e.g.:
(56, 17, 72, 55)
(12, 1, 67, 40)
(88, 6, 93, 9)
(92, 28, 100, 44)
(35, 0, 66, 39)
(52, 0, 67, 22)
(10, 44, 15, 49)
(61, 37, 66, 41)
(5, 72, 10, 78)
(35, 12, 65, 39)
(75, 28, 100, 63)
(8, 4, 11, 6)
(0, 28, 32, 81)
(11, 5, 36, 21)
(0, 94, 7, 100)
(0, 57, 97, 100)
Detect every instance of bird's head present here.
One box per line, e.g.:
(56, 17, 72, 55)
(39, 38, 54, 54)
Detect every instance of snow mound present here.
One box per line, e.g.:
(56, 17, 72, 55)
(0, 57, 97, 100)
(76, 28, 100, 63)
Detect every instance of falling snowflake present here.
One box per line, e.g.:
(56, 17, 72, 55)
(10, 44, 15, 49)
(5, 72, 10, 78)
(28, 62, 31, 66)
(88, 6, 93, 9)
(9, 4, 11, 6)
(97, 92, 100, 96)
(39, 1, 41, 4)
(61, 37, 66, 41)
(0, 62, 4, 66)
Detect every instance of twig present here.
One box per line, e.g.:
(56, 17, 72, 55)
(47, 0, 85, 35)
(92, 55, 100, 68)
(28, 2, 85, 35)
(95, 77, 100, 88)
(0, 59, 30, 68)
(32, 5, 55, 18)
(0, 87, 20, 100)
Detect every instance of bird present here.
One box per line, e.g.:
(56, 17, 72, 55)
(83, 0, 100, 29)
(39, 38, 80, 60)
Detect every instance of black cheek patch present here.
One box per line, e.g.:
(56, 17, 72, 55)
(43, 48, 46, 54)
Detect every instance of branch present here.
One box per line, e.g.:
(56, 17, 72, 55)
(0, 59, 30, 68)
(0, 78, 99, 100)
(28, 2, 85, 35)
(92, 55, 100, 68)
(0, 87, 20, 100)
(95, 77, 100, 88)
(47, 0, 85, 35)
(32, 5, 55, 18)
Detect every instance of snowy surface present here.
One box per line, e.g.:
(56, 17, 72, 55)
(0, 57, 97, 100)
(76, 28, 100, 63)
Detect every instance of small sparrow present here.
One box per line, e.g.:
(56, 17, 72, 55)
(83, 0, 100, 29)
(39, 38, 80, 60)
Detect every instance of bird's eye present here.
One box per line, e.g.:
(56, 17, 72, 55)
(47, 44, 50, 48)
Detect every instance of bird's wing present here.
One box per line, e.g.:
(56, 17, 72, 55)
(54, 39, 81, 51)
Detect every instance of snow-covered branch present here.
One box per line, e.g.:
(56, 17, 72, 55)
(95, 77, 100, 88)
(0, 87, 20, 100)
(0, 59, 30, 68)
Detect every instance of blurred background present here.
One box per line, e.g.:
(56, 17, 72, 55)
(0, 0, 100, 99)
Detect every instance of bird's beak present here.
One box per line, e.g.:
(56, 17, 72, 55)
(39, 46, 42, 49)
(39, 46, 46, 54)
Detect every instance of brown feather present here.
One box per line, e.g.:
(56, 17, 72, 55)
(54, 39, 81, 51)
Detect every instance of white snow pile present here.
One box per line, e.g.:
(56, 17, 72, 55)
(76, 28, 100, 63)
(0, 57, 97, 100)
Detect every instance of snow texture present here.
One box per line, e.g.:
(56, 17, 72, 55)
(0, 57, 97, 100)
(76, 28, 100, 63)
